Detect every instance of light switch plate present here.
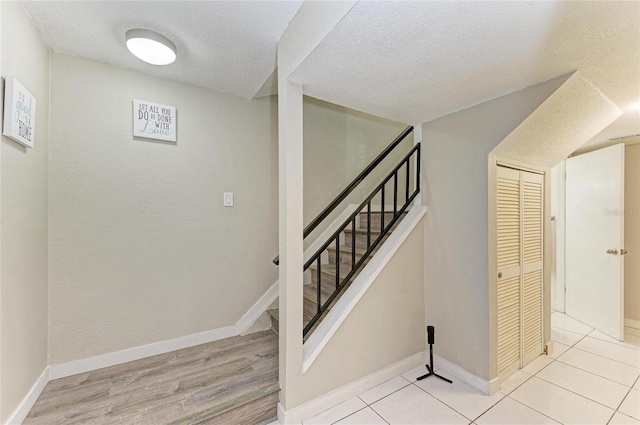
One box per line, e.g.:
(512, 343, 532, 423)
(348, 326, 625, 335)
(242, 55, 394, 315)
(224, 192, 234, 207)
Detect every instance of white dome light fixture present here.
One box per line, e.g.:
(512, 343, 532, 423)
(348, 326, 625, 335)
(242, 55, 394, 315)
(125, 29, 176, 66)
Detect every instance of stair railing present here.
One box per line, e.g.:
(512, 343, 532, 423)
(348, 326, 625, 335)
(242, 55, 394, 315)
(273, 126, 421, 337)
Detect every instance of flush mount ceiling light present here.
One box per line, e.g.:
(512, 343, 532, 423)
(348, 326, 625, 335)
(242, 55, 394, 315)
(125, 29, 176, 66)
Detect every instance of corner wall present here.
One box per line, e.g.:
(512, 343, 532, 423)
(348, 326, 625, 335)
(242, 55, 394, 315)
(421, 77, 567, 382)
(1, 2, 50, 422)
(47, 53, 280, 365)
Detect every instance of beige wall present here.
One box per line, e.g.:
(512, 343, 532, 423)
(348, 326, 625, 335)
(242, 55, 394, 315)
(289, 217, 426, 408)
(48, 53, 280, 364)
(1, 2, 50, 422)
(47, 52, 402, 366)
(421, 77, 567, 381)
(625, 144, 640, 322)
(303, 97, 410, 244)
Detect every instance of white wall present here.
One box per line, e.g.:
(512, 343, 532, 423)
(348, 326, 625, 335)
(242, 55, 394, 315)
(1, 2, 50, 422)
(421, 77, 567, 382)
(624, 145, 640, 323)
(47, 53, 280, 365)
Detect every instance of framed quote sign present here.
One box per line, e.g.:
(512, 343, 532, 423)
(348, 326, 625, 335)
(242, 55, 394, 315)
(133, 99, 176, 142)
(3, 77, 37, 148)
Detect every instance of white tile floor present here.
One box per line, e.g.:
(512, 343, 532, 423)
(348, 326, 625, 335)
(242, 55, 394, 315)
(293, 313, 640, 425)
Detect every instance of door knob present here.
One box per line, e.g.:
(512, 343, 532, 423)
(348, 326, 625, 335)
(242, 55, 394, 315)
(498, 272, 503, 279)
(621, 249, 628, 255)
(607, 249, 619, 255)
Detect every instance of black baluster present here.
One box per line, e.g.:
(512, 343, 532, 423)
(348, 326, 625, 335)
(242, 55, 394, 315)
(316, 257, 321, 314)
(335, 237, 340, 290)
(367, 202, 371, 249)
(393, 170, 398, 219)
(416, 145, 421, 194)
(405, 158, 410, 207)
(352, 218, 356, 269)
(381, 186, 385, 232)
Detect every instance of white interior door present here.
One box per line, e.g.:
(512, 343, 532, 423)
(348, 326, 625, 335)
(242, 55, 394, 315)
(566, 144, 625, 340)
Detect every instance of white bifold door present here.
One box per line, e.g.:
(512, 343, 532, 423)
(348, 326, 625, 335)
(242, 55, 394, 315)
(566, 144, 625, 340)
(497, 166, 544, 379)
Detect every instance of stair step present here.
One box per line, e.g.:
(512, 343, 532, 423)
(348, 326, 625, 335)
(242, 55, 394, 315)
(327, 245, 368, 267)
(303, 281, 334, 306)
(181, 381, 280, 425)
(267, 308, 279, 336)
(308, 263, 360, 300)
(344, 227, 382, 236)
(272, 209, 411, 342)
(267, 297, 317, 337)
(358, 211, 407, 230)
(344, 229, 392, 251)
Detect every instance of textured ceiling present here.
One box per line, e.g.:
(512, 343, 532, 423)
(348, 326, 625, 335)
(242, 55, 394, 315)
(23, 1, 302, 98)
(292, 0, 640, 142)
(492, 72, 623, 167)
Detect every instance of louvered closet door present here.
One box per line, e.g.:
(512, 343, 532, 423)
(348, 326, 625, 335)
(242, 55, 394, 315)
(521, 171, 544, 366)
(497, 167, 522, 377)
(496, 167, 544, 379)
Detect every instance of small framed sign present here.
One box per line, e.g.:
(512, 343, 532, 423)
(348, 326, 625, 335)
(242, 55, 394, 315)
(133, 99, 176, 142)
(3, 77, 36, 148)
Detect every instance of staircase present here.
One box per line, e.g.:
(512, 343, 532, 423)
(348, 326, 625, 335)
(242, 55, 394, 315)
(267, 210, 407, 341)
(268, 125, 420, 342)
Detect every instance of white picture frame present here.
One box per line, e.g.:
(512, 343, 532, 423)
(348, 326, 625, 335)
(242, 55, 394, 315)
(133, 99, 176, 142)
(3, 76, 36, 148)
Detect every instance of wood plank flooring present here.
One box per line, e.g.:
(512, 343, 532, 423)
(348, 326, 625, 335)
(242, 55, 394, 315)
(24, 330, 279, 425)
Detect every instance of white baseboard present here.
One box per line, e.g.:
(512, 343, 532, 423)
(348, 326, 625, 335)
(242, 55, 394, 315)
(278, 351, 425, 424)
(302, 206, 427, 372)
(50, 278, 280, 380)
(238, 280, 279, 334)
(625, 318, 640, 330)
(5, 367, 49, 425)
(433, 354, 496, 395)
(48, 200, 366, 381)
(49, 325, 238, 380)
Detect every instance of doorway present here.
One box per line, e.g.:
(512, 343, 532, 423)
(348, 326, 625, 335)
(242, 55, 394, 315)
(552, 142, 640, 343)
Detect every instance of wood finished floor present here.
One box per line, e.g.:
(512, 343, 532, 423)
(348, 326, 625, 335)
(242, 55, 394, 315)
(24, 330, 279, 425)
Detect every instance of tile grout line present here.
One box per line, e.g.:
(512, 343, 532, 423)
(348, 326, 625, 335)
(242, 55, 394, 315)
(585, 331, 640, 353)
(497, 371, 534, 397)
(553, 355, 640, 387)
(409, 379, 483, 422)
(346, 375, 414, 424)
(318, 373, 418, 424)
(356, 376, 413, 407)
(370, 407, 390, 425)
(611, 375, 640, 416)
(327, 406, 369, 425)
(531, 373, 622, 412)
(564, 343, 640, 369)
(589, 335, 640, 353)
(505, 395, 563, 424)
